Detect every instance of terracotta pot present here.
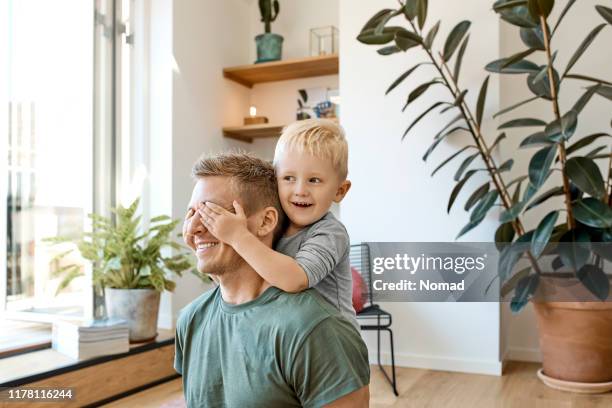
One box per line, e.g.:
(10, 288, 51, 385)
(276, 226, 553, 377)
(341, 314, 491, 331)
(533, 301, 612, 383)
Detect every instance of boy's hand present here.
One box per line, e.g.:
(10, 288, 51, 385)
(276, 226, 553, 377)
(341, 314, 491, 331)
(199, 201, 248, 247)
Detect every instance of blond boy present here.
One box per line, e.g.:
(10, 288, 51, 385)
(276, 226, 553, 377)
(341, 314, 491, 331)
(200, 119, 357, 328)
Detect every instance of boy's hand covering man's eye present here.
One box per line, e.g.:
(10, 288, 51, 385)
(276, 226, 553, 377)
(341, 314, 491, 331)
(199, 201, 248, 247)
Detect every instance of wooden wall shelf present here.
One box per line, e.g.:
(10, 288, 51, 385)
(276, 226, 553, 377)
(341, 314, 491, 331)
(223, 54, 339, 88)
(222, 123, 285, 143)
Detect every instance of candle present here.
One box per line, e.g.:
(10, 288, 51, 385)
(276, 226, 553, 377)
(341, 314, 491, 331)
(249, 106, 257, 117)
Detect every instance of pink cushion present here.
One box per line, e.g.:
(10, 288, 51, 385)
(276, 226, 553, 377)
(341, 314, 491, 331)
(351, 267, 367, 313)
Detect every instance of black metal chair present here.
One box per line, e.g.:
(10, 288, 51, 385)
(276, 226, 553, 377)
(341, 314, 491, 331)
(350, 243, 398, 396)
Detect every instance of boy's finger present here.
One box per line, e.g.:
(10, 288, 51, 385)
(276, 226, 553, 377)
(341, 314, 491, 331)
(233, 200, 246, 217)
(199, 206, 216, 217)
(205, 201, 228, 215)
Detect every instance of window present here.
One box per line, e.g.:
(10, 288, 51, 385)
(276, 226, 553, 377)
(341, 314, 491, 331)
(1, 0, 135, 323)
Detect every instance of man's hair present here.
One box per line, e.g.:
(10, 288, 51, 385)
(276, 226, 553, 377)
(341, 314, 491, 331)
(273, 119, 349, 180)
(191, 152, 286, 242)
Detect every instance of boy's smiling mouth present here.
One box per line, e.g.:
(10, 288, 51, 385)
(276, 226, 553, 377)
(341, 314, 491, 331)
(291, 201, 313, 208)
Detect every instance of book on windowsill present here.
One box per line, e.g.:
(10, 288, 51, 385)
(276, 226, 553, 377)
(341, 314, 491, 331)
(52, 317, 130, 360)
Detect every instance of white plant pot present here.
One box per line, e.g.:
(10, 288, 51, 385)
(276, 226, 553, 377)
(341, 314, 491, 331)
(104, 288, 160, 343)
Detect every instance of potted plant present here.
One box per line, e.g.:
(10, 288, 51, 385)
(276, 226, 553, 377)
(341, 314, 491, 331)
(46, 198, 197, 342)
(357, 0, 612, 390)
(255, 0, 283, 63)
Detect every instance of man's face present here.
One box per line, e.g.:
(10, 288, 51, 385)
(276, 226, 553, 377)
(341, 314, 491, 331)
(183, 176, 246, 276)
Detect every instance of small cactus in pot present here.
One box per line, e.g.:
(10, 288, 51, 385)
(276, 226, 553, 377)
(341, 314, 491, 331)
(255, 0, 283, 63)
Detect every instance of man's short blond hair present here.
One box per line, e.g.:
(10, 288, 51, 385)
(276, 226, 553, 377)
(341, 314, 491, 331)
(273, 119, 349, 180)
(191, 152, 286, 242)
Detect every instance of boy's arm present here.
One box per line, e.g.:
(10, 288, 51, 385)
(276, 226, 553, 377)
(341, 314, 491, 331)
(200, 201, 309, 292)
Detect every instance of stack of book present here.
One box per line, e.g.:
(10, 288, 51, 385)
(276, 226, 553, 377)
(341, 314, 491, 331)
(52, 317, 130, 360)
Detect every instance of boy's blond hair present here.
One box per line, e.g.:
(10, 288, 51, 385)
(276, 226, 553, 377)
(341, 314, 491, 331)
(273, 119, 349, 180)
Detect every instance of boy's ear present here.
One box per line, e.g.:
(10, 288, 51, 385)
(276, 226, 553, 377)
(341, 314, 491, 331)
(255, 206, 279, 237)
(333, 180, 352, 203)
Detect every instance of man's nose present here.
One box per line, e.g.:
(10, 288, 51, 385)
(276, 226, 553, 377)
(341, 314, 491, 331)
(187, 212, 206, 235)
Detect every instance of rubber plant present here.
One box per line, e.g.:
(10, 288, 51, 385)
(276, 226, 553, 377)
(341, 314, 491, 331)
(357, 0, 612, 312)
(45, 198, 201, 295)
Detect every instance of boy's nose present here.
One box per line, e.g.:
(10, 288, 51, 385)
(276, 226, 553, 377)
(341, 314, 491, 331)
(294, 181, 309, 196)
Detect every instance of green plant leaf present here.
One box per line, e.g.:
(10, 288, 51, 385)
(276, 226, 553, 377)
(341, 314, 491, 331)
(476, 76, 490, 126)
(402, 102, 445, 140)
(417, 0, 428, 29)
(361, 9, 395, 32)
(465, 182, 490, 211)
(453, 35, 470, 81)
(529, 145, 557, 188)
(527, 65, 559, 100)
(493, 0, 538, 28)
(572, 85, 601, 114)
(510, 274, 539, 313)
(558, 229, 591, 272)
(512, 180, 523, 204)
(499, 118, 546, 129)
(577, 264, 610, 301)
(454, 153, 479, 181)
(457, 191, 499, 239)
(447, 170, 477, 213)
(403, 0, 419, 20)
(563, 24, 606, 78)
(486, 58, 539, 74)
(595, 85, 612, 101)
(552, 0, 576, 34)
(377, 45, 402, 55)
(395, 29, 422, 50)
(357, 27, 399, 45)
(495, 222, 516, 250)
(531, 210, 559, 257)
(499, 230, 534, 283)
(494, 95, 539, 118)
(506, 175, 529, 189)
(596, 5, 612, 26)
(545, 110, 578, 142)
(431, 145, 476, 176)
(498, 159, 514, 173)
(490, 132, 507, 151)
(565, 157, 606, 199)
(527, 0, 554, 19)
(573, 198, 612, 228)
(500, 183, 537, 222)
(424, 20, 441, 48)
(494, 0, 528, 12)
(566, 74, 612, 86)
(453, 89, 469, 106)
(501, 48, 537, 69)
(520, 26, 545, 50)
(586, 146, 608, 158)
(386, 63, 426, 95)
(443, 21, 471, 62)
(403, 80, 441, 111)
(525, 186, 564, 211)
(374, 9, 402, 34)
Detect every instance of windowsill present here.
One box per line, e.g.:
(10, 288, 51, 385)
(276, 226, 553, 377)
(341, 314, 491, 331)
(0, 319, 52, 358)
(0, 328, 175, 386)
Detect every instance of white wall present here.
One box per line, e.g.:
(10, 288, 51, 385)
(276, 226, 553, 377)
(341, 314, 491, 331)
(340, 0, 502, 375)
(501, 0, 612, 362)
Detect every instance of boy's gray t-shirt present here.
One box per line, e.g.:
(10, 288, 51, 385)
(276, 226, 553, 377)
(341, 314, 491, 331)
(275, 212, 358, 330)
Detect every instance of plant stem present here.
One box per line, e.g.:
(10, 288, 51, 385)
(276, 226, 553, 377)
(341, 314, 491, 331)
(406, 18, 544, 275)
(607, 146, 612, 206)
(540, 15, 576, 230)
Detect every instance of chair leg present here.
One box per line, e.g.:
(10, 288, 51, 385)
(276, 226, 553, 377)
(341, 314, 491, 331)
(374, 327, 399, 396)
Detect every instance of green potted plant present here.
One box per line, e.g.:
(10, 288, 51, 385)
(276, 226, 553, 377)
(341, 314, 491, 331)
(46, 198, 198, 342)
(255, 0, 283, 63)
(357, 0, 612, 390)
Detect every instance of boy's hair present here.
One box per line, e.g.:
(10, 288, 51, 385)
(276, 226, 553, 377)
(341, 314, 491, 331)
(191, 152, 286, 242)
(273, 119, 349, 180)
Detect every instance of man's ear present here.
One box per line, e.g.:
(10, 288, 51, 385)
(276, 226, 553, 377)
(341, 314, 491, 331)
(333, 180, 352, 203)
(255, 206, 279, 237)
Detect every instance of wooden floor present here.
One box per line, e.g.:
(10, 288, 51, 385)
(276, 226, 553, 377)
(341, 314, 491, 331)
(102, 361, 612, 407)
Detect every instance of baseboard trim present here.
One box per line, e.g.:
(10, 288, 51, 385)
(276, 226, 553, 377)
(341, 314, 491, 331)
(369, 351, 502, 376)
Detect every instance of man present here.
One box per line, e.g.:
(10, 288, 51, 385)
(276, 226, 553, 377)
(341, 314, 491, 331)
(175, 152, 370, 407)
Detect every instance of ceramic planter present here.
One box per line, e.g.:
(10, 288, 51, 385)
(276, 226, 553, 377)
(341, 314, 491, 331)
(105, 287, 160, 343)
(534, 302, 612, 383)
(255, 33, 283, 63)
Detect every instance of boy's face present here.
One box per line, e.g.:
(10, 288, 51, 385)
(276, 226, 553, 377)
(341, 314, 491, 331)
(275, 150, 350, 230)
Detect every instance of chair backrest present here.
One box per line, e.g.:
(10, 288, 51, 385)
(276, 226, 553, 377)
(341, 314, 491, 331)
(349, 243, 374, 307)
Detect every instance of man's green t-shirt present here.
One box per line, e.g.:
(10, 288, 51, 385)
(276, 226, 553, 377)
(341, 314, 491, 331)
(174, 286, 370, 408)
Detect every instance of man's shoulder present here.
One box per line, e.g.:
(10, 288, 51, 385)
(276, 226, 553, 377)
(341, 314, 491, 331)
(271, 289, 348, 334)
(176, 286, 218, 331)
